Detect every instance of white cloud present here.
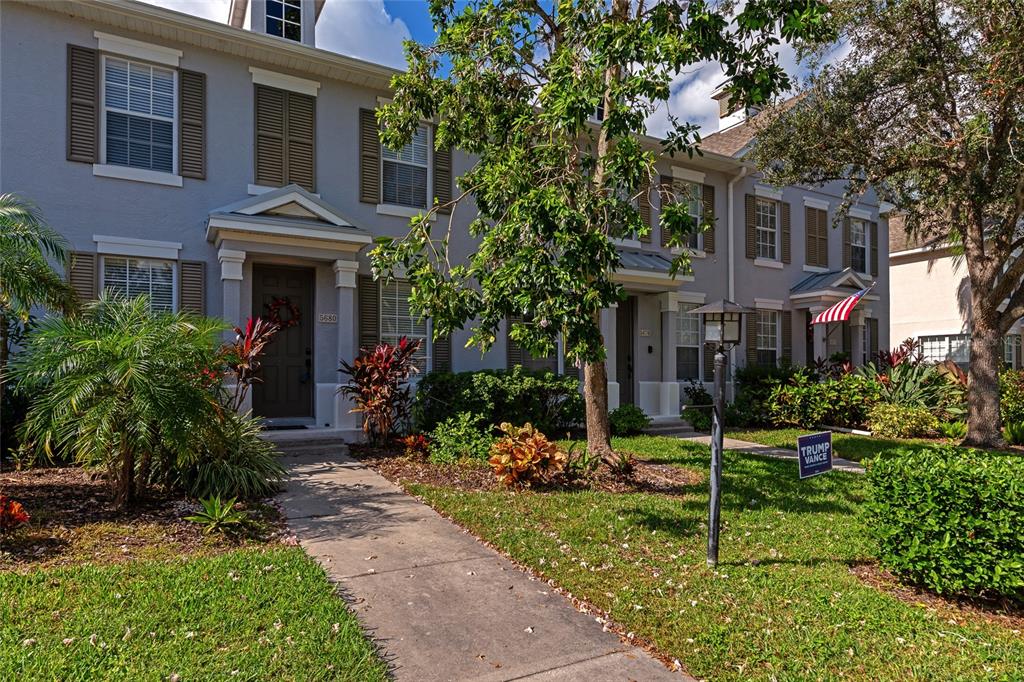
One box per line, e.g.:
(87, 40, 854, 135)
(138, 0, 411, 69)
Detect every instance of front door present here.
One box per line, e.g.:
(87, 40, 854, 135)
(252, 265, 314, 420)
(615, 296, 636, 405)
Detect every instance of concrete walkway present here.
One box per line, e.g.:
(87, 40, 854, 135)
(679, 435, 865, 474)
(278, 450, 688, 682)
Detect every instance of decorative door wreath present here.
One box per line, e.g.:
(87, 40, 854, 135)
(264, 296, 301, 329)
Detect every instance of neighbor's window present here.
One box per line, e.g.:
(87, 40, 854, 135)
(676, 302, 701, 381)
(1005, 335, 1021, 368)
(920, 334, 970, 366)
(266, 0, 302, 42)
(850, 219, 868, 273)
(756, 310, 779, 366)
(678, 181, 703, 250)
(103, 57, 175, 173)
(755, 198, 778, 260)
(102, 256, 176, 312)
(382, 124, 429, 209)
(380, 279, 428, 370)
(949, 334, 970, 365)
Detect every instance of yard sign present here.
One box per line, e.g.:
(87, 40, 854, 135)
(797, 431, 833, 479)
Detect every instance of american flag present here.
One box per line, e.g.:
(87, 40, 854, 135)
(812, 286, 873, 325)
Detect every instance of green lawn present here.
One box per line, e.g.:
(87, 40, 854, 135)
(409, 436, 1023, 681)
(0, 547, 387, 681)
(727, 427, 941, 462)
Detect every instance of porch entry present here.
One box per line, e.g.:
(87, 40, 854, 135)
(615, 295, 637, 405)
(252, 264, 314, 420)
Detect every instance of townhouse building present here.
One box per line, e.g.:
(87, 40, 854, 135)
(0, 0, 890, 436)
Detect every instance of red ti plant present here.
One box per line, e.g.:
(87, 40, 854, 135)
(876, 337, 924, 370)
(219, 317, 279, 411)
(339, 337, 422, 444)
(0, 494, 30, 534)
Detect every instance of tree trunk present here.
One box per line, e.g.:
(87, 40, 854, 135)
(964, 318, 1004, 448)
(583, 359, 615, 462)
(115, 439, 136, 507)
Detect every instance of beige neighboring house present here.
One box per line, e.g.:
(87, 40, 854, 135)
(889, 214, 1023, 369)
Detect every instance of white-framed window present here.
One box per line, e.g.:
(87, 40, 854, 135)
(850, 219, 868, 273)
(676, 302, 701, 380)
(677, 181, 703, 250)
(949, 334, 970, 365)
(382, 123, 430, 209)
(756, 309, 779, 366)
(101, 256, 176, 312)
(102, 56, 176, 174)
(266, 0, 302, 42)
(755, 198, 779, 260)
(1004, 335, 1021, 368)
(920, 334, 970, 366)
(380, 279, 429, 371)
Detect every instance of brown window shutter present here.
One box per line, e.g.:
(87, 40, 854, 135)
(179, 260, 206, 314)
(359, 109, 381, 204)
(506, 315, 524, 368)
(781, 310, 792, 365)
(781, 201, 792, 264)
(842, 217, 852, 269)
(817, 209, 829, 268)
(744, 194, 756, 259)
(868, 318, 879, 361)
(67, 45, 99, 164)
(703, 347, 714, 382)
(358, 275, 380, 353)
(805, 206, 818, 267)
(702, 183, 715, 254)
(179, 70, 206, 180)
(432, 333, 452, 372)
(746, 310, 758, 367)
(433, 131, 453, 214)
(67, 251, 97, 301)
(638, 180, 651, 241)
(870, 221, 879, 277)
(254, 85, 285, 187)
(286, 92, 316, 191)
(658, 175, 673, 247)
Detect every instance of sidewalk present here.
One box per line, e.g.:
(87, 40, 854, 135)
(278, 450, 688, 682)
(678, 435, 865, 474)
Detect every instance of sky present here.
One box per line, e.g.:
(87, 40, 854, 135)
(138, 0, 823, 138)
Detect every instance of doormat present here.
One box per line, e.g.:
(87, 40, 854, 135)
(264, 424, 307, 431)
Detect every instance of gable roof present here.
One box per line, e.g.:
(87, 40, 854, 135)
(211, 184, 356, 227)
(699, 121, 757, 158)
(790, 267, 872, 295)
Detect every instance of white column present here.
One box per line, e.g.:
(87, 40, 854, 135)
(601, 305, 619, 410)
(658, 292, 680, 417)
(810, 306, 827, 363)
(218, 248, 247, 412)
(333, 259, 359, 430)
(850, 310, 866, 367)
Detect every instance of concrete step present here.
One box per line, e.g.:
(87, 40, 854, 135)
(643, 420, 696, 436)
(272, 442, 350, 457)
(261, 430, 350, 455)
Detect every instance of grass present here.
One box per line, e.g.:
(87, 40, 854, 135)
(727, 427, 942, 462)
(408, 436, 1024, 681)
(0, 547, 388, 681)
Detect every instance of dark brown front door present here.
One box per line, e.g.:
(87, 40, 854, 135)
(615, 296, 636, 405)
(252, 265, 314, 420)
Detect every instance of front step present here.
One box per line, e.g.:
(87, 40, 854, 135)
(260, 430, 350, 456)
(643, 418, 696, 436)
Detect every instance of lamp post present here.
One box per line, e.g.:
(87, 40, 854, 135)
(690, 300, 752, 567)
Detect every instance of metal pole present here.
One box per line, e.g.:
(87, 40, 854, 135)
(707, 348, 726, 567)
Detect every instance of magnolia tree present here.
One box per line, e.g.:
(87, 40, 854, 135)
(751, 0, 1024, 447)
(373, 0, 830, 463)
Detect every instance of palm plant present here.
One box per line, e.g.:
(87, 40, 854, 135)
(10, 294, 226, 506)
(0, 193, 76, 456)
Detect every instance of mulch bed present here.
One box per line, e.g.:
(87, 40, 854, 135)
(349, 444, 703, 496)
(850, 563, 1024, 631)
(0, 465, 289, 571)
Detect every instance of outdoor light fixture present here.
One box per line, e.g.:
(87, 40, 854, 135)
(690, 299, 753, 567)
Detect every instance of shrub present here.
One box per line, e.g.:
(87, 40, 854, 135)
(867, 404, 939, 439)
(0, 495, 30, 534)
(768, 370, 882, 429)
(1003, 421, 1024, 446)
(428, 412, 494, 465)
(865, 446, 1024, 601)
(730, 363, 800, 427)
(339, 337, 421, 444)
(488, 422, 567, 487)
(413, 367, 582, 437)
(682, 380, 712, 432)
(858, 361, 964, 419)
(400, 433, 431, 459)
(1000, 369, 1024, 424)
(937, 420, 967, 440)
(609, 404, 650, 436)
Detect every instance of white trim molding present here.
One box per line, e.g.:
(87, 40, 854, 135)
(93, 164, 183, 187)
(671, 166, 706, 184)
(677, 291, 707, 305)
(803, 197, 830, 210)
(848, 207, 873, 220)
(333, 259, 359, 288)
(94, 235, 181, 260)
(802, 264, 829, 274)
(658, 291, 681, 312)
(753, 257, 784, 269)
(218, 248, 246, 281)
(754, 184, 784, 201)
(249, 66, 320, 96)
(754, 298, 785, 310)
(376, 203, 436, 221)
(94, 31, 182, 66)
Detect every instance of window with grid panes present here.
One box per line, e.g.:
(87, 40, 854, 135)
(266, 0, 302, 42)
(850, 219, 868, 273)
(103, 57, 175, 173)
(382, 124, 430, 208)
(677, 181, 703, 250)
(1005, 335, 1021, 368)
(756, 310, 779, 366)
(380, 280, 428, 371)
(676, 302, 701, 380)
(755, 198, 778, 259)
(102, 257, 176, 312)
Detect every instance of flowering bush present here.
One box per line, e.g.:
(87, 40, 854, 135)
(339, 337, 422, 444)
(0, 494, 30, 533)
(488, 422, 567, 488)
(400, 433, 431, 459)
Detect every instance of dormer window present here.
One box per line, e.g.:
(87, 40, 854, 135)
(267, 0, 302, 42)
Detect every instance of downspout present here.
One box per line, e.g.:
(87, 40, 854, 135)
(726, 166, 749, 401)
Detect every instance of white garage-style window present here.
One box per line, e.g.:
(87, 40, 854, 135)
(101, 256, 176, 312)
(102, 56, 176, 174)
(676, 302, 701, 380)
(382, 124, 430, 209)
(755, 198, 779, 260)
(756, 310, 779, 366)
(380, 279, 429, 370)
